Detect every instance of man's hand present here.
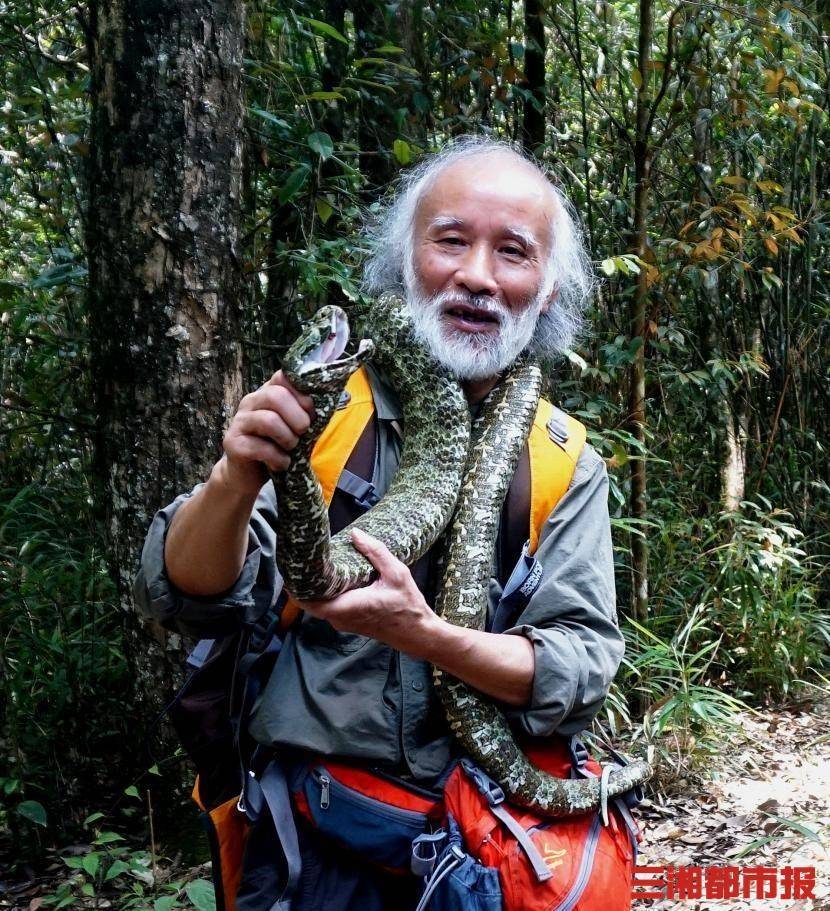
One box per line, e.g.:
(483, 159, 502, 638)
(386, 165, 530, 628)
(299, 528, 536, 707)
(165, 369, 315, 596)
(299, 528, 439, 655)
(220, 369, 316, 496)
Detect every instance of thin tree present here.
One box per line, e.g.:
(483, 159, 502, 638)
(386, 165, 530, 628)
(522, 0, 547, 153)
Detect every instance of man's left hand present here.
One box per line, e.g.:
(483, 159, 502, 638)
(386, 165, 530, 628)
(297, 528, 440, 657)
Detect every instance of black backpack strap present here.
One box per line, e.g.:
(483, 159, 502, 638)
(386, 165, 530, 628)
(326, 413, 378, 533)
(335, 468, 379, 509)
(236, 757, 302, 910)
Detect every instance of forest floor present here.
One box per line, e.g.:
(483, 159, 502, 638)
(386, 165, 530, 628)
(2, 697, 829, 910)
(634, 694, 830, 910)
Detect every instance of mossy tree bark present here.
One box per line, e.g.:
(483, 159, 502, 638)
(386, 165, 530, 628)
(86, 0, 245, 675)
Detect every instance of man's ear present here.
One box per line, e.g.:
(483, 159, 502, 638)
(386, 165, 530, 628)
(540, 286, 559, 315)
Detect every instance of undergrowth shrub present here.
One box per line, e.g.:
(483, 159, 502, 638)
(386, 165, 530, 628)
(0, 475, 142, 860)
(704, 501, 830, 696)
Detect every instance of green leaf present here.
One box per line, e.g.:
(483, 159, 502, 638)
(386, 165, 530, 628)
(124, 785, 140, 799)
(761, 813, 824, 845)
(154, 897, 178, 911)
(611, 441, 630, 467)
(600, 258, 616, 276)
(616, 255, 641, 275)
(315, 197, 334, 224)
(185, 879, 217, 911)
(93, 831, 125, 845)
(307, 131, 334, 161)
(279, 165, 311, 205)
(30, 263, 87, 289)
(105, 860, 131, 881)
(84, 811, 106, 825)
(303, 90, 346, 102)
(392, 139, 411, 165)
(298, 17, 349, 45)
(18, 800, 47, 827)
(631, 68, 643, 89)
(82, 852, 100, 876)
(249, 107, 289, 130)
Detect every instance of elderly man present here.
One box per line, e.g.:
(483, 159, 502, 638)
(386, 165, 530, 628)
(135, 137, 623, 910)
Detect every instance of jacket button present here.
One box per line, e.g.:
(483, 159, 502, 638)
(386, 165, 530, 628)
(411, 680, 424, 692)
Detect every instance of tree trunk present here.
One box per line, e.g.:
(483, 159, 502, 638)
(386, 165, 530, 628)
(692, 56, 745, 513)
(354, 0, 397, 191)
(627, 0, 653, 623)
(522, 0, 546, 153)
(320, 0, 348, 144)
(86, 0, 245, 667)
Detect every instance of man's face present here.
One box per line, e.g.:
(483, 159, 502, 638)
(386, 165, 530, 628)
(405, 154, 554, 381)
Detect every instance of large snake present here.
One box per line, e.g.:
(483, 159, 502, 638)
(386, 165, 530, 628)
(272, 293, 651, 815)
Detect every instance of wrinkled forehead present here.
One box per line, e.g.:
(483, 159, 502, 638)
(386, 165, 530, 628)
(415, 153, 556, 245)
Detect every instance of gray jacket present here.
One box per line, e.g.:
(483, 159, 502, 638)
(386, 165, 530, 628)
(134, 366, 624, 781)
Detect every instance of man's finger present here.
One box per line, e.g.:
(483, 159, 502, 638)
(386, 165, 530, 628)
(351, 528, 407, 583)
(300, 587, 377, 618)
(266, 369, 316, 415)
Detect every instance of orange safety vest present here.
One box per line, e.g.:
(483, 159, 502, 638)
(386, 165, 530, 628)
(193, 365, 588, 911)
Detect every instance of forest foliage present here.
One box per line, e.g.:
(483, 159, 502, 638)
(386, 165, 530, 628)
(1, 0, 829, 872)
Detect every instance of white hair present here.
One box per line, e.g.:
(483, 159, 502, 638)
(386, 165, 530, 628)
(361, 135, 595, 360)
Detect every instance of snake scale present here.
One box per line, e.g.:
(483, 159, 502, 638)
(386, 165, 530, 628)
(271, 293, 652, 815)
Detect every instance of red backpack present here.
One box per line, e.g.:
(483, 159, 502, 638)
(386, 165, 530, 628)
(281, 737, 641, 911)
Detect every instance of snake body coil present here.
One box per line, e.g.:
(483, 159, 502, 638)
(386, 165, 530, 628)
(272, 296, 469, 600)
(272, 293, 652, 815)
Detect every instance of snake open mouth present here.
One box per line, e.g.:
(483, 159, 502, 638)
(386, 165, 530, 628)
(297, 309, 373, 374)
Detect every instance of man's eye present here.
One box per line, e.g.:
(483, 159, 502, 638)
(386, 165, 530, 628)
(501, 246, 525, 257)
(439, 237, 464, 246)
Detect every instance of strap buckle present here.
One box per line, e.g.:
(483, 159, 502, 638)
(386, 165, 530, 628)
(546, 409, 570, 445)
(568, 734, 591, 773)
(336, 468, 380, 509)
(411, 830, 447, 877)
(459, 759, 505, 806)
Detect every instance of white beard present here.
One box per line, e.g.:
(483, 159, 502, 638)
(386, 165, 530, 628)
(403, 280, 544, 381)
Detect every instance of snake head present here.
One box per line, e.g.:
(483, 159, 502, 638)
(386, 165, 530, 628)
(283, 305, 375, 392)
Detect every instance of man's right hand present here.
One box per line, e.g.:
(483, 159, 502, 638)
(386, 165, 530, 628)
(164, 370, 316, 597)
(221, 369, 316, 495)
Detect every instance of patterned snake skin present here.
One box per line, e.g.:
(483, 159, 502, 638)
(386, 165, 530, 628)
(272, 293, 652, 815)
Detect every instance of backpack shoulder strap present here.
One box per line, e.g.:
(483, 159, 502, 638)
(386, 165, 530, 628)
(527, 398, 587, 554)
(278, 366, 376, 632)
(310, 365, 376, 508)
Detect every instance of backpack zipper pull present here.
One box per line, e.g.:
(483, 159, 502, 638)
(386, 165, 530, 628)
(320, 774, 331, 810)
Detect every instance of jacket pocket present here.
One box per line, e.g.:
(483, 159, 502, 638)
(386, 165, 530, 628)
(293, 763, 433, 872)
(298, 614, 371, 654)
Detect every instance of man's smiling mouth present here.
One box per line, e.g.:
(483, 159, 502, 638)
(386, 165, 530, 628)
(443, 303, 502, 330)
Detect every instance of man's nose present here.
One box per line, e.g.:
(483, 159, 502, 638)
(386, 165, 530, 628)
(453, 244, 498, 297)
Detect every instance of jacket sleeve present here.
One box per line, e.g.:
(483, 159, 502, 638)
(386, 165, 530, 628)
(132, 482, 283, 639)
(500, 442, 624, 737)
